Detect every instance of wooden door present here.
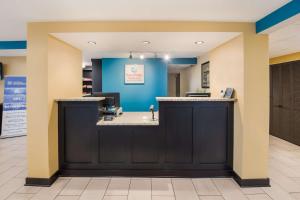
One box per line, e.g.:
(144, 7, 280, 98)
(270, 64, 282, 137)
(280, 64, 292, 141)
(292, 61, 300, 145)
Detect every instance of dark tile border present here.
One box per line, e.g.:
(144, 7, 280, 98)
(233, 172, 270, 187)
(25, 171, 59, 187)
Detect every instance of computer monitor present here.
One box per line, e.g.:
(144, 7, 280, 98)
(91, 92, 120, 107)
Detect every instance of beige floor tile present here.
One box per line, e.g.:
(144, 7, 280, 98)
(103, 196, 128, 200)
(106, 178, 130, 196)
(269, 168, 300, 192)
(16, 185, 42, 194)
(246, 194, 272, 200)
(290, 193, 300, 200)
(55, 196, 80, 200)
(6, 193, 34, 200)
(152, 178, 174, 196)
(240, 186, 265, 195)
(172, 178, 199, 200)
(60, 177, 90, 196)
(0, 166, 25, 187)
(31, 179, 70, 200)
(213, 178, 247, 200)
(128, 178, 151, 200)
(199, 196, 224, 200)
(152, 195, 176, 200)
(0, 178, 24, 200)
(79, 178, 109, 200)
(262, 181, 294, 200)
(192, 178, 220, 196)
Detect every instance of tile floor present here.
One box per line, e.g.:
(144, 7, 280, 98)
(1, 135, 300, 199)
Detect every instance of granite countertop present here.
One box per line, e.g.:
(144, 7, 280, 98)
(97, 112, 159, 126)
(56, 97, 105, 102)
(156, 97, 236, 102)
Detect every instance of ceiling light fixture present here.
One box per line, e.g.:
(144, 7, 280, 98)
(143, 41, 151, 45)
(194, 41, 204, 45)
(140, 54, 145, 60)
(164, 54, 170, 61)
(88, 41, 97, 45)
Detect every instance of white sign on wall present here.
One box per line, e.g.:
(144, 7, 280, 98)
(125, 64, 144, 84)
(1, 76, 27, 138)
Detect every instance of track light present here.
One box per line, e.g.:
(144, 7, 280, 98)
(88, 41, 96, 45)
(195, 41, 204, 45)
(164, 54, 170, 61)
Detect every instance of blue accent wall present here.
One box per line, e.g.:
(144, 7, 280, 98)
(256, 0, 300, 33)
(0, 41, 27, 49)
(102, 58, 167, 111)
(169, 58, 197, 65)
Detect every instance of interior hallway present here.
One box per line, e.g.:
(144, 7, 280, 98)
(0, 136, 300, 200)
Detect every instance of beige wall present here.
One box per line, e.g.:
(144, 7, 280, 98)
(27, 32, 81, 178)
(47, 36, 82, 176)
(180, 55, 209, 95)
(168, 74, 176, 97)
(214, 34, 269, 179)
(0, 57, 26, 102)
(179, 33, 269, 179)
(27, 21, 268, 180)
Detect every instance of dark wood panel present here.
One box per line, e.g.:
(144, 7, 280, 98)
(194, 106, 228, 164)
(132, 127, 161, 163)
(164, 106, 193, 164)
(59, 101, 234, 180)
(270, 60, 300, 145)
(92, 59, 102, 93)
(282, 64, 292, 108)
(64, 105, 98, 163)
(271, 64, 282, 107)
(98, 127, 131, 163)
(271, 107, 280, 137)
(292, 61, 300, 110)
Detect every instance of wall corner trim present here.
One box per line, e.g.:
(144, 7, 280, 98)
(233, 172, 270, 187)
(25, 171, 59, 187)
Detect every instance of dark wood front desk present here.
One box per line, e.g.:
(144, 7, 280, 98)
(57, 97, 234, 179)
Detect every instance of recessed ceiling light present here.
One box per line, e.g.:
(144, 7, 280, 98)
(164, 54, 170, 61)
(195, 41, 204, 45)
(88, 41, 97, 45)
(140, 54, 145, 60)
(143, 41, 151, 45)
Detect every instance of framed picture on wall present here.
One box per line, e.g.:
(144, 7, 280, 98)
(201, 62, 210, 88)
(125, 64, 144, 84)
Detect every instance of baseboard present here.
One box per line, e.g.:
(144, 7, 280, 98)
(0, 134, 26, 139)
(233, 172, 270, 187)
(25, 171, 59, 187)
(60, 169, 234, 178)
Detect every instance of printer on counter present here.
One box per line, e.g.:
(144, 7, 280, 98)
(89, 92, 122, 120)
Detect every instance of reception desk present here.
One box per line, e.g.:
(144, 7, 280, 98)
(57, 97, 234, 177)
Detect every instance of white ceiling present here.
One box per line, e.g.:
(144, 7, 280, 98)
(0, 0, 289, 40)
(269, 19, 300, 58)
(52, 32, 241, 64)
